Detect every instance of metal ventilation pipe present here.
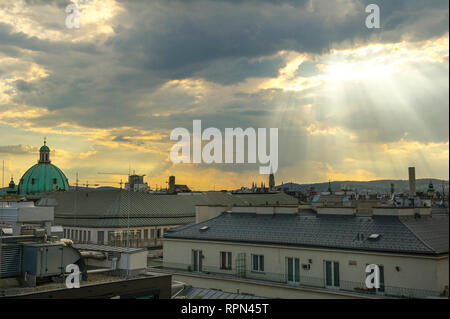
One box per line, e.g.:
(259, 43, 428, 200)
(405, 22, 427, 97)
(408, 167, 416, 196)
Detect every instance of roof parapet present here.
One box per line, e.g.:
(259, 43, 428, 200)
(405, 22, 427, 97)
(315, 206, 356, 216)
(230, 205, 298, 215)
(372, 207, 431, 217)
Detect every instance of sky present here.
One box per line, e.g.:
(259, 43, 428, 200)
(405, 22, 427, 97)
(0, 0, 448, 191)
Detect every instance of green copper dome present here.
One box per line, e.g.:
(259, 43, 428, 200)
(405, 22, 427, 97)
(17, 140, 69, 196)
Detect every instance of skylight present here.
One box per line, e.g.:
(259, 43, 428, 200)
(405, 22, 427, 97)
(368, 234, 380, 239)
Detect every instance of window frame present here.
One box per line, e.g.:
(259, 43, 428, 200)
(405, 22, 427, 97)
(220, 251, 232, 270)
(251, 254, 264, 272)
(324, 260, 340, 288)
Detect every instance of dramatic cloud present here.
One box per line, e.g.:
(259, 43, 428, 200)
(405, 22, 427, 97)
(0, 0, 448, 189)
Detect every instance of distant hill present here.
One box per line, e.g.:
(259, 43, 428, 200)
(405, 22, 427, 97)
(277, 179, 448, 194)
(2, 179, 448, 195)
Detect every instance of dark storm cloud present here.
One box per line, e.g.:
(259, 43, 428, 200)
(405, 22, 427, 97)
(14, 79, 34, 92)
(197, 55, 286, 85)
(0, 23, 97, 55)
(107, 0, 447, 81)
(0, 0, 448, 150)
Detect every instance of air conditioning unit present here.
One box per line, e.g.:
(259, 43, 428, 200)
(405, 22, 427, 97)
(302, 264, 311, 270)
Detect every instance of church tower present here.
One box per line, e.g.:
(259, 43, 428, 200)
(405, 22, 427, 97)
(17, 139, 70, 196)
(269, 172, 275, 191)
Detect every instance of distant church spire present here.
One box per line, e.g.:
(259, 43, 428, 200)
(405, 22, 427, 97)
(269, 172, 275, 191)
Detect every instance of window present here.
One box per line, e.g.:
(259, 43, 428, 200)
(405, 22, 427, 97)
(88, 231, 91, 242)
(31, 178, 35, 185)
(151, 229, 155, 239)
(144, 229, 148, 239)
(252, 254, 264, 272)
(83, 230, 87, 242)
(192, 250, 202, 272)
(286, 257, 300, 284)
(157, 229, 161, 238)
(379, 265, 385, 292)
(108, 231, 114, 244)
(325, 261, 340, 288)
(220, 252, 232, 270)
(53, 178, 57, 184)
(98, 231, 104, 245)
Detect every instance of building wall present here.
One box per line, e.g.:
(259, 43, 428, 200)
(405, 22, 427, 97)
(436, 258, 449, 292)
(163, 239, 448, 295)
(61, 225, 182, 246)
(316, 207, 355, 215)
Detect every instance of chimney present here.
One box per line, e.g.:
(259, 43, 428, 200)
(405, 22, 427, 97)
(168, 176, 175, 193)
(408, 167, 416, 196)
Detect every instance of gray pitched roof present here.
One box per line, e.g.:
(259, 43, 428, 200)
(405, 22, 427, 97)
(401, 215, 449, 254)
(46, 190, 298, 228)
(165, 210, 449, 255)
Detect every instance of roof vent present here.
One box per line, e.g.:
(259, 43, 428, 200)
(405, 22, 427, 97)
(200, 226, 209, 231)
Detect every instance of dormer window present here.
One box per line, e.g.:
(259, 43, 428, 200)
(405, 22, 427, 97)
(53, 178, 57, 184)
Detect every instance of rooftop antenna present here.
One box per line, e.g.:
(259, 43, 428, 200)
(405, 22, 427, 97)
(0, 159, 3, 278)
(127, 164, 131, 257)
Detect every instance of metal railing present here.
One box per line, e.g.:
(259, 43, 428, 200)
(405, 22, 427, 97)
(68, 238, 163, 248)
(153, 262, 442, 299)
(108, 238, 162, 248)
